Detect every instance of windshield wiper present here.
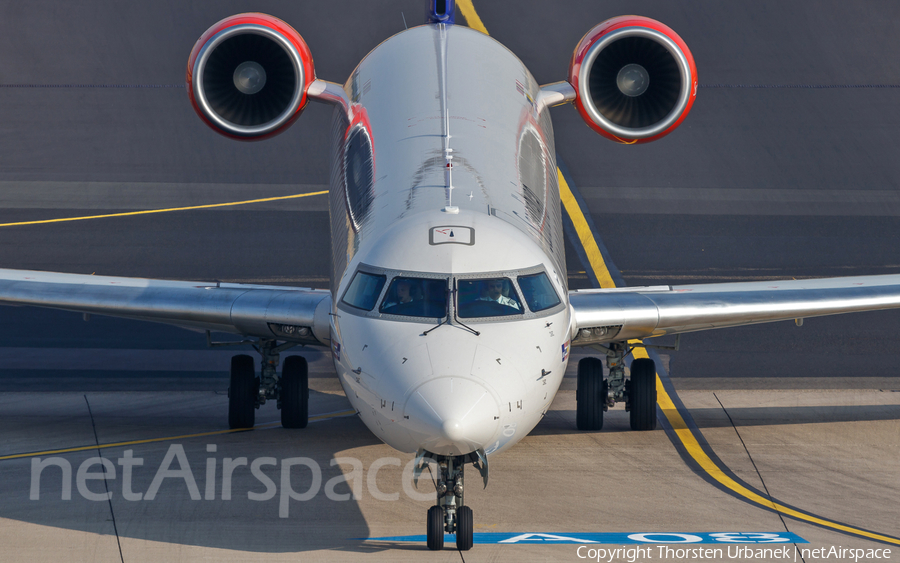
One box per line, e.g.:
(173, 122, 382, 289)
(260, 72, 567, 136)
(452, 316, 480, 336)
(422, 286, 450, 336)
(451, 285, 480, 336)
(422, 317, 446, 336)
(421, 286, 480, 336)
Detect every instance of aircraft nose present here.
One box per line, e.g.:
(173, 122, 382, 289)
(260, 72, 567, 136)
(442, 419, 465, 442)
(404, 377, 500, 456)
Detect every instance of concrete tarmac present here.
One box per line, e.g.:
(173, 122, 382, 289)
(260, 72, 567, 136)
(1, 378, 898, 561)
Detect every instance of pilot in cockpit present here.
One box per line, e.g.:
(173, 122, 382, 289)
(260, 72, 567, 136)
(382, 279, 416, 309)
(477, 279, 520, 310)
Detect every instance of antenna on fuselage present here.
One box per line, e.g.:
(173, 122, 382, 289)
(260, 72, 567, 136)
(435, 13, 459, 215)
(442, 148, 457, 214)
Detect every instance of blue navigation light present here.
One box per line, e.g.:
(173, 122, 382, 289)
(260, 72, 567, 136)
(427, 0, 455, 24)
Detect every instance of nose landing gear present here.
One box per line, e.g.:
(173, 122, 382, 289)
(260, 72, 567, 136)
(416, 450, 487, 551)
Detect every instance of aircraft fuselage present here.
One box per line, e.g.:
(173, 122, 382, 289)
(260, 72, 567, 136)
(327, 25, 571, 456)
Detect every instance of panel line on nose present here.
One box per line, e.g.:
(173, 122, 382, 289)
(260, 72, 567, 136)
(416, 390, 442, 419)
(460, 391, 488, 421)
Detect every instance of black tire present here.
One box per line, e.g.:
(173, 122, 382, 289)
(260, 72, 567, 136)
(456, 505, 473, 551)
(427, 505, 444, 551)
(576, 357, 606, 430)
(228, 354, 258, 429)
(629, 358, 657, 431)
(281, 356, 309, 429)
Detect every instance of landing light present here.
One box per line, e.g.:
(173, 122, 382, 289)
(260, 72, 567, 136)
(574, 325, 622, 344)
(268, 323, 317, 342)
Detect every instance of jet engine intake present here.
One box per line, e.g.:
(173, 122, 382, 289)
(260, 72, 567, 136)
(568, 16, 697, 144)
(187, 13, 315, 140)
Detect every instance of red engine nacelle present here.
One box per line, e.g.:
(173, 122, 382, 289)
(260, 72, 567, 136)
(568, 16, 697, 144)
(186, 13, 315, 141)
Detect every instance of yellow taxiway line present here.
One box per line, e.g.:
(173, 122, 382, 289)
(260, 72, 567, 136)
(0, 190, 329, 228)
(0, 409, 356, 462)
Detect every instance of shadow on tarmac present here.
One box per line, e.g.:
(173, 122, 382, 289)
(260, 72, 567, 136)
(0, 387, 424, 554)
(530, 403, 900, 436)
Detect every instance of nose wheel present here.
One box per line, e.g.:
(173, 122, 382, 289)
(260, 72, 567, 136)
(424, 474, 474, 551)
(426, 504, 473, 551)
(456, 505, 473, 550)
(417, 451, 487, 551)
(426, 505, 444, 550)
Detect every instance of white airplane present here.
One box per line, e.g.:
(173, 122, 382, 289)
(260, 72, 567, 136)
(3, 0, 900, 551)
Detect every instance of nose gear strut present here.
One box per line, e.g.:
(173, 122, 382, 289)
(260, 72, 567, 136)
(414, 448, 488, 551)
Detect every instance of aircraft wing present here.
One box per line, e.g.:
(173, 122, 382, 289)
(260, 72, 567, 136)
(569, 274, 900, 346)
(0, 268, 332, 346)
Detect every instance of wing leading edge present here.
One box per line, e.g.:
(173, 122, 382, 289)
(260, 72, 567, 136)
(6, 269, 898, 350)
(0, 268, 332, 346)
(569, 274, 900, 345)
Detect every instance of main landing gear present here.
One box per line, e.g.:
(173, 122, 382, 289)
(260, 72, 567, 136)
(415, 450, 488, 551)
(226, 338, 308, 429)
(576, 342, 657, 431)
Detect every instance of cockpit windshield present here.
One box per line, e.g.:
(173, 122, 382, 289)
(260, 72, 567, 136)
(339, 265, 562, 321)
(379, 277, 448, 317)
(457, 278, 522, 318)
(341, 271, 386, 311)
(517, 272, 562, 312)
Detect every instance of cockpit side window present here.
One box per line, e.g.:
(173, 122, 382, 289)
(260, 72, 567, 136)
(517, 272, 561, 312)
(341, 271, 386, 311)
(380, 277, 448, 318)
(456, 278, 523, 318)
